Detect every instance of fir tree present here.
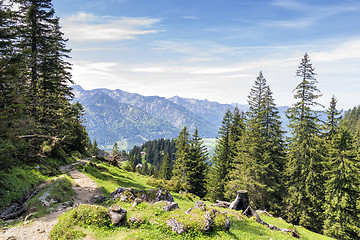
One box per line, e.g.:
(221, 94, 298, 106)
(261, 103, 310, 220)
(323, 126, 360, 240)
(285, 53, 325, 232)
(227, 72, 285, 213)
(173, 126, 190, 185)
(187, 129, 208, 198)
(206, 109, 233, 201)
(158, 154, 172, 180)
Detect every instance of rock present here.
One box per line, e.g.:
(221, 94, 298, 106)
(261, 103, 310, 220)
(202, 211, 213, 231)
(195, 201, 206, 211)
(185, 208, 193, 214)
(229, 190, 250, 211)
(93, 195, 107, 203)
(223, 212, 231, 231)
(167, 217, 184, 234)
(155, 188, 174, 202)
(140, 193, 151, 202)
(111, 187, 125, 197)
(108, 205, 127, 225)
(127, 217, 143, 226)
(130, 198, 143, 209)
(163, 202, 179, 212)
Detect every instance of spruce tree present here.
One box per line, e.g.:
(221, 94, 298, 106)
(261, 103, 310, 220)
(206, 109, 233, 201)
(158, 154, 172, 180)
(188, 129, 208, 198)
(227, 72, 285, 213)
(173, 126, 190, 186)
(323, 99, 360, 240)
(285, 53, 325, 232)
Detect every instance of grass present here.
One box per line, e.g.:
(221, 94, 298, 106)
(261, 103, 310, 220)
(25, 175, 75, 219)
(0, 156, 77, 209)
(51, 160, 335, 240)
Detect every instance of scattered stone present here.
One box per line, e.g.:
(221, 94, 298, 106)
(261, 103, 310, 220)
(194, 201, 206, 211)
(130, 198, 143, 209)
(223, 212, 231, 231)
(185, 208, 193, 214)
(108, 205, 127, 225)
(127, 216, 143, 226)
(163, 202, 179, 212)
(166, 217, 184, 234)
(155, 188, 174, 202)
(202, 211, 213, 231)
(93, 195, 107, 203)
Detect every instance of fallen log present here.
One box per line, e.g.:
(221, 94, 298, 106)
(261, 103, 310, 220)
(243, 205, 300, 238)
(1, 190, 38, 220)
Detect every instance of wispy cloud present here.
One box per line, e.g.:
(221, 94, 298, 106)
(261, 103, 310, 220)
(182, 16, 198, 20)
(61, 12, 162, 41)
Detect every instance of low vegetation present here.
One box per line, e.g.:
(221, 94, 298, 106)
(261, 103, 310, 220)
(48, 160, 335, 240)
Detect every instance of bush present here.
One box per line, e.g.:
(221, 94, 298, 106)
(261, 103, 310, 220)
(50, 204, 112, 240)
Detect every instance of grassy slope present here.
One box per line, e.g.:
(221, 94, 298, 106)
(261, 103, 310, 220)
(72, 161, 335, 240)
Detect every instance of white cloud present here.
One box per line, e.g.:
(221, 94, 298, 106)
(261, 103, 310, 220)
(312, 39, 360, 62)
(61, 12, 162, 41)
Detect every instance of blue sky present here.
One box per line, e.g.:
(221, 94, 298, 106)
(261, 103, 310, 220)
(52, 0, 360, 109)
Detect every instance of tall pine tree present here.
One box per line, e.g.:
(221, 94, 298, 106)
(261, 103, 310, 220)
(227, 72, 285, 213)
(323, 98, 360, 240)
(206, 109, 233, 201)
(285, 53, 325, 232)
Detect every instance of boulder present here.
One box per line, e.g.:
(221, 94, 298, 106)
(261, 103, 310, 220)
(108, 205, 127, 225)
(195, 201, 206, 211)
(202, 211, 213, 231)
(163, 202, 179, 212)
(167, 217, 184, 234)
(155, 188, 174, 202)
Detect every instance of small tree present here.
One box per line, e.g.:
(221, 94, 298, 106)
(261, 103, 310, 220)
(158, 154, 172, 180)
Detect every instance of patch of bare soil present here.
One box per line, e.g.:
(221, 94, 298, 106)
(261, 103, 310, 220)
(1, 160, 101, 240)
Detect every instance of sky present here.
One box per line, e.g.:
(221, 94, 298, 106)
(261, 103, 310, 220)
(51, 0, 360, 110)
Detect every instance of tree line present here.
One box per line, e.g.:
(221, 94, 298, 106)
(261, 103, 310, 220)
(129, 54, 360, 239)
(0, 0, 90, 170)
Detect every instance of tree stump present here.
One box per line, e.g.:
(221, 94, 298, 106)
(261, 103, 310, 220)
(229, 190, 250, 211)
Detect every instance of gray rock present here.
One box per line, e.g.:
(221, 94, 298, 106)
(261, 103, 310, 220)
(93, 195, 107, 203)
(155, 188, 174, 202)
(108, 205, 127, 225)
(167, 217, 184, 234)
(163, 202, 179, 212)
(202, 211, 213, 231)
(185, 207, 193, 214)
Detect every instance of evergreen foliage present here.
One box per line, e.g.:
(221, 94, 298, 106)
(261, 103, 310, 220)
(323, 99, 360, 240)
(285, 53, 325, 232)
(0, 0, 89, 168)
(173, 126, 191, 185)
(228, 72, 285, 213)
(158, 154, 172, 180)
(206, 109, 239, 201)
(187, 129, 208, 198)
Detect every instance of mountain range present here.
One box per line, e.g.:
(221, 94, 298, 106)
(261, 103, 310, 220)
(72, 85, 288, 151)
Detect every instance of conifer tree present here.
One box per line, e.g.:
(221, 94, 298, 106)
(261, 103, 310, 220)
(173, 127, 190, 185)
(206, 109, 233, 201)
(285, 53, 325, 232)
(187, 129, 208, 198)
(323, 125, 360, 240)
(227, 72, 285, 212)
(158, 154, 172, 180)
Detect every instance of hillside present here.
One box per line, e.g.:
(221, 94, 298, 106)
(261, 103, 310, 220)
(0, 159, 335, 240)
(72, 85, 292, 150)
(72, 85, 241, 150)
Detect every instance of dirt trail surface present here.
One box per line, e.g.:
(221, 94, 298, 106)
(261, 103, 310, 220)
(1, 159, 101, 240)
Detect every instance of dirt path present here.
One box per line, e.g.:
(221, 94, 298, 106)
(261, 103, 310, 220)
(1, 160, 101, 240)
